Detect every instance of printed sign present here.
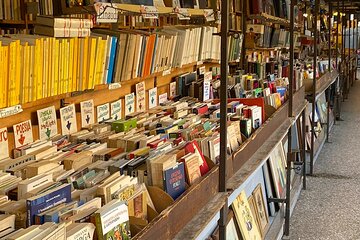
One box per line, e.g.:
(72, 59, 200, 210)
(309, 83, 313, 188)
(169, 82, 177, 97)
(60, 104, 77, 135)
(149, 87, 158, 109)
(37, 106, 58, 140)
(94, 2, 119, 23)
(111, 100, 122, 121)
(136, 82, 146, 112)
(125, 93, 135, 116)
(13, 120, 33, 148)
(159, 92, 168, 105)
(203, 80, 211, 101)
(80, 100, 95, 128)
(0, 105, 23, 119)
(97, 103, 110, 123)
(0, 128, 9, 160)
(140, 5, 159, 19)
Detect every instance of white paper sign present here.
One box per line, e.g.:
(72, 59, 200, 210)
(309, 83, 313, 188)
(37, 106, 58, 140)
(177, 8, 190, 20)
(0, 128, 9, 160)
(159, 92, 168, 105)
(136, 82, 146, 112)
(169, 82, 177, 97)
(125, 93, 135, 116)
(140, 5, 159, 19)
(149, 87, 158, 109)
(97, 103, 110, 123)
(203, 80, 211, 101)
(204, 9, 215, 22)
(111, 100, 122, 121)
(60, 104, 77, 135)
(80, 100, 95, 128)
(94, 3, 119, 23)
(0, 105, 23, 119)
(13, 120, 33, 148)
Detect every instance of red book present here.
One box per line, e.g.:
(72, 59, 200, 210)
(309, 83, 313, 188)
(184, 140, 209, 176)
(147, 138, 166, 149)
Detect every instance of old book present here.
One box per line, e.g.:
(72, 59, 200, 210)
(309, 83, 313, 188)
(66, 223, 96, 240)
(63, 151, 93, 171)
(149, 154, 177, 189)
(163, 162, 186, 200)
(34, 25, 91, 38)
(180, 153, 201, 185)
(17, 173, 53, 200)
(25, 161, 60, 179)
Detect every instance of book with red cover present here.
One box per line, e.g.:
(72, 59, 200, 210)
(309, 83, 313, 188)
(184, 140, 209, 176)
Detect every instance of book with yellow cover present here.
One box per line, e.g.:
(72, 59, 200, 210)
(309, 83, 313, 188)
(87, 37, 97, 90)
(82, 37, 89, 91)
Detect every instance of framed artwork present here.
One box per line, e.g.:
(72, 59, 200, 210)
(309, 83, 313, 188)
(210, 210, 241, 240)
(253, 184, 269, 237)
(232, 191, 261, 240)
(268, 142, 287, 198)
(248, 195, 261, 236)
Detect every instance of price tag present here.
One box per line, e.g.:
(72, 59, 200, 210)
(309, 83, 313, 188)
(140, 5, 159, 19)
(94, 3, 119, 23)
(176, 8, 190, 20)
(109, 83, 121, 90)
(162, 69, 171, 76)
(204, 9, 215, 22)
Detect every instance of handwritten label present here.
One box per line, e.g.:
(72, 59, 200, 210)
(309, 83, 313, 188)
(162, 69, 171, 76)
(37, 106, 58, 140)
(60, 104, 77, 135)
(159, 92, 168, 105)
(204, 71, 212, 82)
(177, 8, 190, 20)
(0, 105, 23, 119)
(108, 83, 121, 90)
(136, 82, 146, 112)
(0, 128, 9, 160)
(149, 87, 158, 109)
(203, 80, 211, 101)
(13, 120, 33, 148)
(169, 82, 177, 97)
(94, 2, 119, 23)
(204, 9, 215, 22)
(111, 100, 122, 121)
(198, 66, 206, 75)
(97, 103, 110, 123)
(125, 93, 135, 116)
(80, 100, 95, 128)
(140, 5, 159, 19)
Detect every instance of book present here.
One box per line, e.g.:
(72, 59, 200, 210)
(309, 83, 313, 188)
(163, 162, 186, 200)
(26, 183, 71, 226)
(36, 16, 93, 28)
(34, 25, 91, 38)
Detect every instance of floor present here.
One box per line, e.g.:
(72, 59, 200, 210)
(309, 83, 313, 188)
(290, 79, 360, 240)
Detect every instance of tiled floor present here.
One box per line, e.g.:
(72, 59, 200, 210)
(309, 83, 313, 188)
(290, 79, 360, 240)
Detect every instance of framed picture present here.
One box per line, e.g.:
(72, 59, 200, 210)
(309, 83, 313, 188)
(232, 191, 261, 240)
(268, 142, 287, 198)
(253, 184, 269, 237)
(248, 195, 261, 236)
(210, 210, 241, 240)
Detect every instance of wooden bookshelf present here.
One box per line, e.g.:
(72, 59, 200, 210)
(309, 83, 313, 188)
(305, 70, 339, 101)
(0, 20, 35, 25)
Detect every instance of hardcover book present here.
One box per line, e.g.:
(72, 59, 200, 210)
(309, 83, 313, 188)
(163, 162, 186, 200)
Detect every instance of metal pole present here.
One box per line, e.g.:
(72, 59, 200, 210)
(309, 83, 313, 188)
(241, 0, 246, 70)
(284, 0, 295, 235)
(302, 109, 306, 190)
(219, 0, 229, 239)
(326, 3, 332, 143)
(310, 0, 319, 175)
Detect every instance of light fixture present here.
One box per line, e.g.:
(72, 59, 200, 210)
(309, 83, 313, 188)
(303, 13, 308, 18)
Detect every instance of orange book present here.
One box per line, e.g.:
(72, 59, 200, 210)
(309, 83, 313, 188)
(142, 34, 156, 77)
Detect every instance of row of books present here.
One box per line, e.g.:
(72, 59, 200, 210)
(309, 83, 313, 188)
(34, 16, 93, 38)
(0, 25, 229, 108)
(0, 0, 53, 21)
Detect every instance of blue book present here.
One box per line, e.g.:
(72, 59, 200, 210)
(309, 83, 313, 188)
(163, 162, 186, 200)
(26, 184, 72, 226)
(276, 87, 287, 97)
(107, 36, 118, 84)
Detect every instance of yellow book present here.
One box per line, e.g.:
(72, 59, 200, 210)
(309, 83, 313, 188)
(42, 38, 48, 98)
(59, 39, 65, 94)
(0, 43, 3, 108)
(8, 41, 16, 106)
(22, 42, 30, 104)
(47, 38, 53, 97)
(76, 38, 83, 91)
(28, 45, 35, 103)
(93, 37, 103, 87)
(68, 38, 74, 93)
(100, 37, 109, 85)
(64, 39, 70, 93)
(72, 38, 78, 92)
(25, 43, 31, 103)
(36, 38, 44, 100)
(98, 39, 107, 85)
(53, 39, 60, 96)
(82, 37, 89, 91)
(2, 45, 9, 107)
(15, 40, 21, 105)
(87, 37, 97, 90)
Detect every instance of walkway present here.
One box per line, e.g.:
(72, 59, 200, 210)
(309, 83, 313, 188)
(290, 80, 360, 239)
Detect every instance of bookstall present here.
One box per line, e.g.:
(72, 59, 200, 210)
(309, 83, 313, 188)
(0, 0, 358, 240)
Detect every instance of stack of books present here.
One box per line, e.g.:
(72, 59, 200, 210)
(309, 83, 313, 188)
(34, 16, 93, 38)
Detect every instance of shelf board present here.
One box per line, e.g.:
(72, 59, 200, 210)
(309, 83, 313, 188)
(0, 20, 35, 25)
(248, 13, 300, 28)
(305, 70, 339, 102)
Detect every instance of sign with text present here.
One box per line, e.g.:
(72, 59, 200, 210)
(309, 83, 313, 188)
(60, 104, 77, 135)
(13, 120, 33, 148)
(159, 92, 168, 105)
(37, 106, 58, 140)
(97, 103, 110, 123)
(125, 93, 135, 116)
(149, 87, 158, 109)
(0, 127, 9, 160)
(111, 100, 122, 121)
(136, 82, 146, 112)
(80, 100, 95, 128)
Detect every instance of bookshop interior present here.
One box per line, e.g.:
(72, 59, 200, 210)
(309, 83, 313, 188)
(0, 0, 359, 239)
